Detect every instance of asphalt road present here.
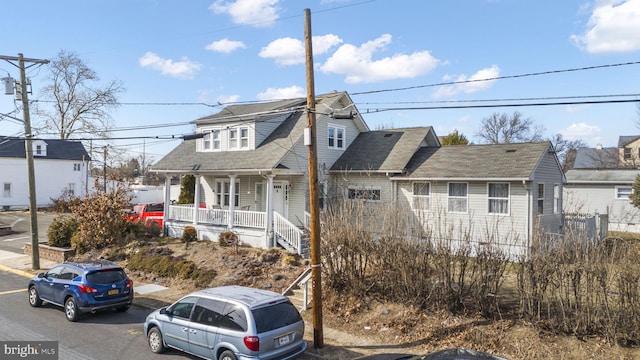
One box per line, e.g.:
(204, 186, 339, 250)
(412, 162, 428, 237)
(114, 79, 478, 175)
(0, 211, 56, 253)
(0, 269, 199, 360)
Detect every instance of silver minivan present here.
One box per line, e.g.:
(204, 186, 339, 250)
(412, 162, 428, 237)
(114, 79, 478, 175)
(143, 285, 307, 360)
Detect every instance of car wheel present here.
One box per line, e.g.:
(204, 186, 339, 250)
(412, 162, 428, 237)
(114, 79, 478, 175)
(148, 327, 166, 354)
(219, 350, 237, 360)
(64, 297, 80, 322)
(28, 286, 42, 307)
(116, 305, 130, 312)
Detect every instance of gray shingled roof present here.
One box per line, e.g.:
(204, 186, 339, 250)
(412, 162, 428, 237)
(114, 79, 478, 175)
(331, 127, 435, 172)
(152, 111, 305, 173)
(405, 142, 552, 179)
(565, 169, 639, 183)
(0, 138, 90, 160)
(152, 91, 367, 174)
(572, 147, 619, 169)
(618, 135, 640, 148)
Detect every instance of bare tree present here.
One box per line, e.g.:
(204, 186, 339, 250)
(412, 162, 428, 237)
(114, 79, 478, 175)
(549, 133, 587, 170)
(476, 112, 545, 144)
(37, 50, 124, 139)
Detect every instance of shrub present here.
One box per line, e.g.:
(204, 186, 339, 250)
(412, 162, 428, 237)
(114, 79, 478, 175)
(47, 215, 78, 248)
(219, 231, 239, 247)
(182, 226, 197, 249)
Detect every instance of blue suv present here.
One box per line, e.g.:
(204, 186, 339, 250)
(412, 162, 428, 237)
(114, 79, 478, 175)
(28, 260, 134, 321)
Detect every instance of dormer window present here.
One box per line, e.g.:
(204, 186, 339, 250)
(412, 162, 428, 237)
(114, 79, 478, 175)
(203, 129, 221, 151)
(229, 126, 249, 150)
(32, 140, 47, 157)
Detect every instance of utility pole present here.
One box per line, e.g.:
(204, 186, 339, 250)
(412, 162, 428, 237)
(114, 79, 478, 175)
(304, 8, 324, 348)
(0, 53, 49, 270)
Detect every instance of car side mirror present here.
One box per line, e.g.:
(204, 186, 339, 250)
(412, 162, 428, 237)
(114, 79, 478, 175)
(159, 307, 169, 315)
(37, 273, 45, 278)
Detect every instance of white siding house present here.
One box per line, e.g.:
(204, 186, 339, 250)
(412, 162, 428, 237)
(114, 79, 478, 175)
(152, 92, 566, 258)
(564, 138, 640, 233)
(330, 129, 565, 259)
(0, 138, 91, 210)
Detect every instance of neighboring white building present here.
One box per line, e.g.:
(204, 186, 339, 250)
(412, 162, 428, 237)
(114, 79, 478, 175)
(564, 139, 640, 233)
(0, 138, 90, 210)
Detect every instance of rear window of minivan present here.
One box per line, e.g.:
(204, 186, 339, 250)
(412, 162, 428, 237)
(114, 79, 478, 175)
(87, 269, 127, 284)
(252, 301, 302, 333)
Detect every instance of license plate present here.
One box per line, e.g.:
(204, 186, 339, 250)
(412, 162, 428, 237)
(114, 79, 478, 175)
(108, 289, 119, 295)
(278, 335, 290, 346)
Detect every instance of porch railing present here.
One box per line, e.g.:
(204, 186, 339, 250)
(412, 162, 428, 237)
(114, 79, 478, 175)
(169, 205, 266, 229)
(274, 212, 303, 254)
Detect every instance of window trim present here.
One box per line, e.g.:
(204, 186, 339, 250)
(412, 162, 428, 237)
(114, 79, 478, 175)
(553, 184, 560, 214)
(616, 185, 632, 200)
(328, 124, 346, 150)
(412, 182, 430, 211)
(215, 180, 240, 207)
(487, 182, 510, 215)
(447, 182, 468, 214)
(229, 126, 249, 150)
(537, 183, 545, 215)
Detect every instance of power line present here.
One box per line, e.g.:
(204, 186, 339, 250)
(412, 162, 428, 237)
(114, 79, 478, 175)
(351, 60, 640, 96)
(360, 98, 640, 113)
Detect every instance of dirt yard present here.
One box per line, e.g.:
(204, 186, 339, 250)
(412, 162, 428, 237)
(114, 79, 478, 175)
(125, 240, 640, 360)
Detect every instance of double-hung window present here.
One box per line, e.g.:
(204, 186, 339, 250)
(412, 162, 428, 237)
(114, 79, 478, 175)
(488, 183, 509, 214)
(216, 180, 240, 207)
(204, 130, 221, 151)
(328, 125, 345, 149)
(229, 127, 249, 150)
(448, 183, 468, 213)
(537, 184, 544, 214)
(412, 182, 430, 211)
(3, 183, 10, 198)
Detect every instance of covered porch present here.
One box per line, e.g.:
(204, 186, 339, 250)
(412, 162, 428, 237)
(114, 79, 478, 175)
(160, 173, 309, 256)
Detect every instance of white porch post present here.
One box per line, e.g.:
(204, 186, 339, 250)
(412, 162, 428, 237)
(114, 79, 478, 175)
(228, 175, 237, 229)
(163, 176, 171, 236)
(266, 174, 274, 247)
(193, 175, 201, 225)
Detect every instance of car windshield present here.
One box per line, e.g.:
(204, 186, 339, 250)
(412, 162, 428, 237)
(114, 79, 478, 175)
(86, 269, 127, 284)
(252, 301, 302, 333)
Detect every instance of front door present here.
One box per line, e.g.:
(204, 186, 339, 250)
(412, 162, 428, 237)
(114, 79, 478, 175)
(272, 182, 288, 217)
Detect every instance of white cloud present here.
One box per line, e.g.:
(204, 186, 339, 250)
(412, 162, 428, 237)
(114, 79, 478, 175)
(205, 38, 247, 54)
(259, 35, 343, 66)
(319, 34, 439, 84)
(210, 0, 280, 27)
(571, 0, 640, 53)
(217, 94, 241, 104)
(560, 122, 601, 140)
(257, 85, 305, 100)
(432, 65, 500, 98)
(138, 52, 201, 79)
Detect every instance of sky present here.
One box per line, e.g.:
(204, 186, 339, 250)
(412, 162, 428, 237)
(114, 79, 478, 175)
(1, 0, 640, 165)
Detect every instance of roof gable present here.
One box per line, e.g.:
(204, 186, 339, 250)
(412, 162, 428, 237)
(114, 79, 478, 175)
(331, 127, 437, 172)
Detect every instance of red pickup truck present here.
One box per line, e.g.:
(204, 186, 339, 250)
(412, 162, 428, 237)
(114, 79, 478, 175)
(129, 203, 164, 228)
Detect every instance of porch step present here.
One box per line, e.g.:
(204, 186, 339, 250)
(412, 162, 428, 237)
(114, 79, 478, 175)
(288, 287, 311, 311)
